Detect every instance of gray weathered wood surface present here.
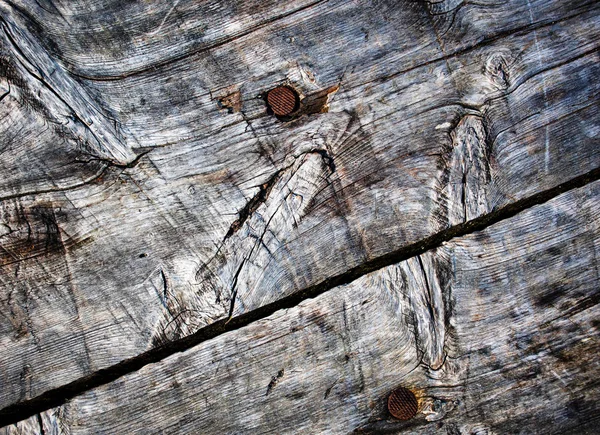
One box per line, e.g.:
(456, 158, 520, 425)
(0, 0, 599, 430)
(5, 179, 599, 434)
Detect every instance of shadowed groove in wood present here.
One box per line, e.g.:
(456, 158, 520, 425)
(0, 164, 599, 428)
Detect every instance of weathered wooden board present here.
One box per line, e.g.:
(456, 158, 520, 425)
(4, 178, 597, 434)
(1, 0, 599, 412)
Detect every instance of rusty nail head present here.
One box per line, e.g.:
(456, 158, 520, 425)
(388, 387, 418, 420)
(266, 86, 299, 117)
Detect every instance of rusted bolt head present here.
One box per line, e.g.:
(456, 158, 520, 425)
(388, 387, 418, 420)
(266, 86, 299, 117)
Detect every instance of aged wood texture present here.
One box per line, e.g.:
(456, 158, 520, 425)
(4, 179, 598, 434)
(0, 0, 599, 417)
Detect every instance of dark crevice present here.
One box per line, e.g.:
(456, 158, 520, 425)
(461, 169, 468, 223)
(0, 88, 10, 103)
(77, 149, 151, 170)
(324, 378, 338, 399)
(265, 369, 284, 396)
(227, 259, 246, 320)
(224, 169, 281, 241)
(239, 109, 277, 167)
(416, 255, 436, 325)
(35, 413, 45, 435)
(227, 199, 285, 319)
(222, 147, 333, 243)
(111, 149, 151, 169)
(160, 269, 169, 309)
(1, 166, 599, 427)
(314, 148, 337, 173)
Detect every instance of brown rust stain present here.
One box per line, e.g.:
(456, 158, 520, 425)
(215, 86, 242, 113)
(387, 386, 419, 420)
(267, 86, 299, 116)
(264, 83, 339, 121)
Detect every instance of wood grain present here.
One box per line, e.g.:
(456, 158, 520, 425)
(0, 0, 599, 412)
(4, 180, 597, 434)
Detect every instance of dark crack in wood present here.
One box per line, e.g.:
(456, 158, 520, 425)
(1, 165, 598, 428)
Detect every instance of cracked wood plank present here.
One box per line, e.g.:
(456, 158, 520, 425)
(1, 0, 599, 412)
(5, 179, 598, 434)
(0, 406, 67, 435)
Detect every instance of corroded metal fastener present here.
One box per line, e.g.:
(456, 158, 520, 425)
(388, 387, 418, 420)
(266, 86, 299, 116)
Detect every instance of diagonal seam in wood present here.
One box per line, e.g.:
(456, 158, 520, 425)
(1, 166, 599, 428)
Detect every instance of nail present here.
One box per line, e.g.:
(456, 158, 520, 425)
(266, 85, 299, 117)
(388, 387, 418, 420)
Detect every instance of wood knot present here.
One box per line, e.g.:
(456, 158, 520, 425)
(485, 52, 511, 89)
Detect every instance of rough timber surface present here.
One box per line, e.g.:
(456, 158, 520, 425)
(5, 178, 598, 435)
(0, 0, 599, 416)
